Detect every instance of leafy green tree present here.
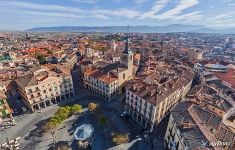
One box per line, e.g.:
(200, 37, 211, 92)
(57, 107, 70, 115)
(51, 115, 62, 124)
(111, 133, 129, 145)
(36, 54, 46, 65)
(70, 104, 82, 114)
(88, 103, 98, 112)
(59, 112, 69, 120)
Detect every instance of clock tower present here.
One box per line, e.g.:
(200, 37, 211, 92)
(120, 36, 133, 70)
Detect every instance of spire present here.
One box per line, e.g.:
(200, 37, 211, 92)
(123, 36, 130, 54)
(123, 25, 130, 54)
(160, 35, 164, 52)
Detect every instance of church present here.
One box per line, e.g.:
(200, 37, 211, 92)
(83, 36, 134, 101)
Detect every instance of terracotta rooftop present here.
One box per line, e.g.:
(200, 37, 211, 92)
(84, 67, 118, 84)
(214, 68, 235, 89)
(127, 68, 194, 106)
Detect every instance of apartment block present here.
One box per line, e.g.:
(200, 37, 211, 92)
(125, 68, 193, 131)
(15, 65, 74, 112)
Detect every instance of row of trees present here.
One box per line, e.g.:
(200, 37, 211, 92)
(44, 104, 82, 131)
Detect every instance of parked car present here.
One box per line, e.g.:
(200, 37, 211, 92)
(13, 109, 19, 114)
(16, 100, 20, 103)
(120, 111, 129, 119)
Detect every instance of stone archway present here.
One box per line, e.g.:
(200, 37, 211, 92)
(61, 95, 66, 101)
(33, 104, 39, 111)
(45, 100, 51, 106)
(39, 102, 45, 108)
(65, 93, 70, 99)
(142, 119, 146, 128)
(70, 92, 74, 97)
(51, 98, 57, 104)
(134, 112, 137, 120)
(147, 122, 152, 129)
(138, 115, 141, 122)
(56, 96, 61, 102)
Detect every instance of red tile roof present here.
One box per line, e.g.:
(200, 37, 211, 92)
(214, 68, 235, 89)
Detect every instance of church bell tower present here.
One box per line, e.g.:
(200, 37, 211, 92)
(120, 36, 133, 69)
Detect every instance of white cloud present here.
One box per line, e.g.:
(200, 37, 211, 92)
(134, 0, 149, 4)
(94, 14, 109, 19)
(156, 0, 199, 20)
(109, 8, 141, 19)
(1, 0, 139, 20)
(172, 11, 203, 21)
(139, 0, 200, 23)
(23, 11, 85, 19)
(221, 0, 233, 3)
(139, 0, 170, 19)
(2, 1, 83, 14)
(202, 11, 235, 28)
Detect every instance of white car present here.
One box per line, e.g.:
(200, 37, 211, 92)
(120, 111, 128, 118)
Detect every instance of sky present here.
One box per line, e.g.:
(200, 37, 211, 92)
(0, 0, 235, 30)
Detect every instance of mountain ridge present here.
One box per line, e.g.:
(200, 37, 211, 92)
(25, 25, 235, 34)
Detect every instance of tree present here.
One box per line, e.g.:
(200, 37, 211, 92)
(44, 104, 83, 133)
(57, 107, 70, 115)
(70, 104, 82, 114)
(111, 133, 129, 145)
(51, 115, 62, 124)
(36, 54, 46, 65)
(88, 103, 98, 112)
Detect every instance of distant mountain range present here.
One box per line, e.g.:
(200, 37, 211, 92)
(25, 24, 235, 34)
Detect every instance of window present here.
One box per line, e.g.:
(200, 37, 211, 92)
(123, 73, 125, 79)
(28, 89, 32, 93)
